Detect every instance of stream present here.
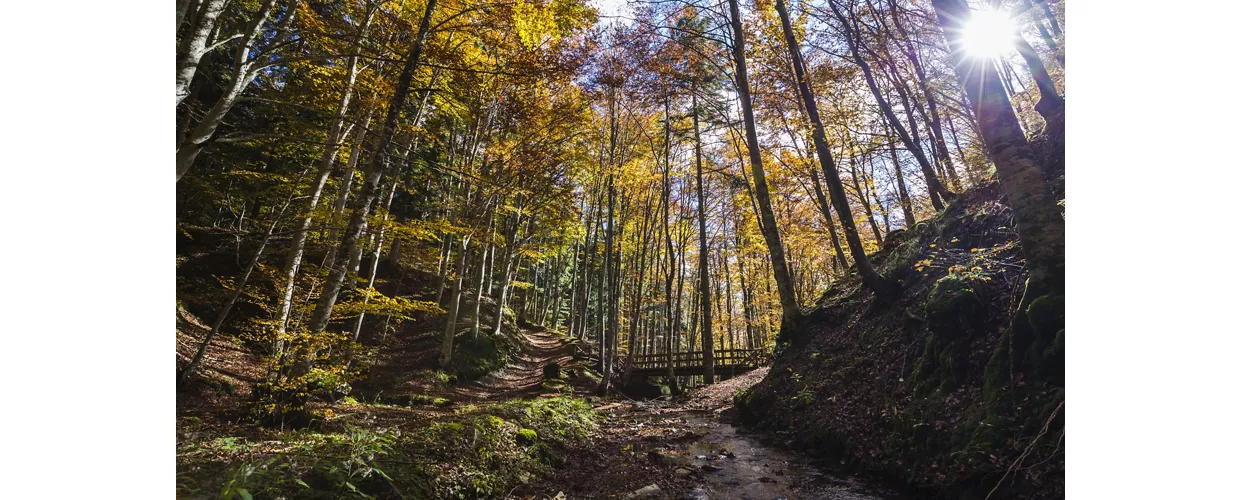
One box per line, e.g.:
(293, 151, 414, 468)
(609, 408, 907, 500)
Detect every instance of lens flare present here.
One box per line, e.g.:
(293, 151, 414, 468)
(961, 8, 1015, 59)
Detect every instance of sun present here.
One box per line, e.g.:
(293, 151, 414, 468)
(960, 8, 1015, 59)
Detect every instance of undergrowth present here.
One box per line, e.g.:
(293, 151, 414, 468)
(176, 396, 598, 499)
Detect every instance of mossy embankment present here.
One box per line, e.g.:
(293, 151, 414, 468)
(734, 182, 1065, 499)
(177, 395, 599, 499)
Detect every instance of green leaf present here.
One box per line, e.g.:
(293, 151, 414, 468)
(237, 488, 253, 500)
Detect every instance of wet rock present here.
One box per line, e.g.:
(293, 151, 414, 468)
(758, 476, 776, 483)
(683, 487, 710, 499)
(623, 484, 662, 499)
(701, 464, 724, 473)
(647, 450, 666, 463)
(675, 468, 694, 476)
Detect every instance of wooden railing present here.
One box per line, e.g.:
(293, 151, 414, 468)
(628, 348, 768, 371)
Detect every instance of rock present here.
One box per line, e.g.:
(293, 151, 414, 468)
(701, 464, 724, 473)
(675, 468, 694, 476)
(623, 484, 662, 499)
(683, 486, 710, 499)
(647, 450, 666, 463)
(758, 476, 776, 483)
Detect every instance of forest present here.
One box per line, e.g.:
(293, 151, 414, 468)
(174, 0, 1066, 497)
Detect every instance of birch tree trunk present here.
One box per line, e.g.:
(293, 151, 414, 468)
(273, 10, 376, 349)
(176, 0, 293, 181)
(305, 0, 438, 337)
(176, 0, 227, 108)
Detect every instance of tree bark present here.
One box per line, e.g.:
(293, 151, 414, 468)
(176, 0, 292, 181)
(305, 0, 438, 337)
(176, 0, 227, 108)
(727, 0, 803, 328)
(776, 0, 892, 300)
(692, 90, 715, 384)
(931, 0, 1065, 301)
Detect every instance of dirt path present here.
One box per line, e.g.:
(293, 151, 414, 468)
(452, 328, 575, 401)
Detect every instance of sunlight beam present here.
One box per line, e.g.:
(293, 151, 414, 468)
(960, 8, 1015, 59)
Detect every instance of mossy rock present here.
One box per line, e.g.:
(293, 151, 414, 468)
(925, 275, 986, 340)
(516, 428, 538, 444)
(1026, 294, 1065, 338)
(1021, 294, 1064, 380)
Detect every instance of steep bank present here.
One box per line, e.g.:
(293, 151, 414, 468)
(736, 182, 1065, 499)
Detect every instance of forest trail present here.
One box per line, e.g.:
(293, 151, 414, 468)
(453, 327, 575, 401)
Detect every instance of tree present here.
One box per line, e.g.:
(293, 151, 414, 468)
(726, 0, 803, 331)
(775, 0, 892, 300)
(930, 0, 1064, 357)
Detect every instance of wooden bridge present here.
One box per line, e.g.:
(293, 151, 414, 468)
(624, 348, 770, 379)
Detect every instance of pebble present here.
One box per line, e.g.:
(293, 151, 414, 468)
(622, 484, 662, 499)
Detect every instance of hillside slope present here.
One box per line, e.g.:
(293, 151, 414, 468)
(736, 182, 1065, 499)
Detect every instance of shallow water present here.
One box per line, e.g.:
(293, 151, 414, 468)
(668, 413, 906, 500)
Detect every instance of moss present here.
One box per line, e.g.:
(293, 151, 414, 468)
(925, 275, 986, 339)
(516, 428, 538, 444)
(981, 331, 1012, 405)
(450, 334, 512, 381)
(1020, 293, 1065, 381)
(1026, 294, 1065, 338)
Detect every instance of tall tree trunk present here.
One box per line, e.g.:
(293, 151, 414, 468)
(597, 145, 616, 395)
(661, 97, 679, 392)
(176, 0, 292, 181)
(492, 204, 524, 337)
(470, 212, 496, 341)
(776, 0, 892, 300)
(692, 90, 715, 384)
(304, 0, 438, 337)
(931, 0, 1065, 346)
(440, 233, 471, 367)
(272, 21, 374, 350)
(1014, 35, 1065, 123)
(176, 0, 227, 108)
(349, 177, 400, 346)
(808, 168, 848, 272)
(885, 122, 917, 226)
(829, 0, 953, 207)
(727, 0, 803, 328)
